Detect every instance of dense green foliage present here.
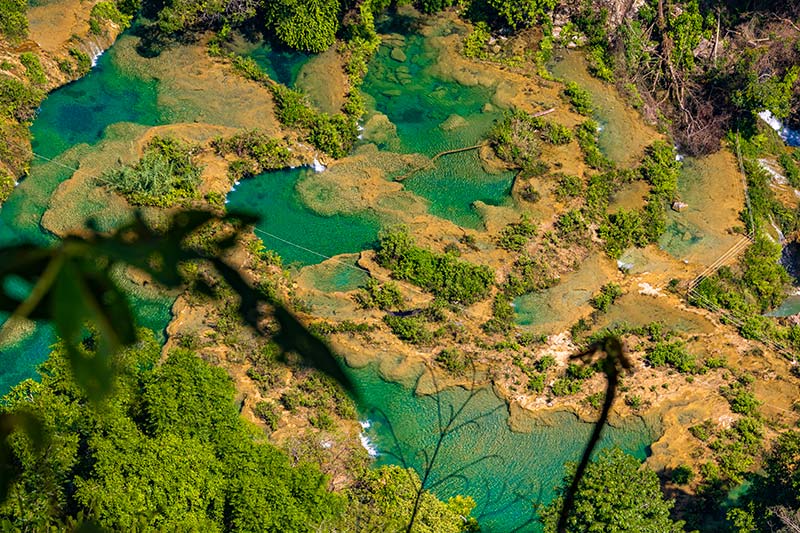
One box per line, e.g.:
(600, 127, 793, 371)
(268, 0, 340, 53)
(563, 81, 593, 116)
(69, 48, 92, 76)
(384, 313, 433, 344)
(355, 278, 404, 310)
(97, 136, 202, 207)
(645, 341, 697, 373)
(0, 168, 14, 203)
(574, 119, 611, 170)
(344, 465, 477, 533)
(0, 0, 27, 41)
(496, 216, 537, 251)
(539, 448, 686, 532)
(640, 140, 680, 201)
(269, 84, 357, 158)
(212, 129, 292, 179)
(589, 282, 622, 312)
(1, 336, 342, 530)
(376, 227, 495, 305)
(19, 53, 46, 86)
(489, 111, 572, 173)
(89, 1, 133, 34)
(463, 21, 491, 59)
(735, 431, 800, 531)
(0, 75, 44, 122)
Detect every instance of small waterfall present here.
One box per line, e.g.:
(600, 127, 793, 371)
(758, 158, 788, 184)
(758, 110, 800, 147)
(358, 420, 379, 457)
(311, 158, 326, 172)
(770, 216, 786, 244)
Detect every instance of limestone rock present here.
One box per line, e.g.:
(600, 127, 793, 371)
(439, 114, 467, 131)
(390, 47, 407, 62)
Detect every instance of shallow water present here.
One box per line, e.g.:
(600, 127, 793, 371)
(348, 363, 658, 532)
(658, 152, 744, 266)
(247, 42, 311, 87)
(361, 29, 515, 229)
(548, 51, 660, 168)
(0, 22, 661, 533)
(226, 168, 381, 267)
(0, 36, 179, 393)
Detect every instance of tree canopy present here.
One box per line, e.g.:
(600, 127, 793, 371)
(0, 333, 342, 530)
(268, 0, 341, 53)
(540, 447, 687, 533)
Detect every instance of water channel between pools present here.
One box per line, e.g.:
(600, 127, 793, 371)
(0, 22, 659, 532)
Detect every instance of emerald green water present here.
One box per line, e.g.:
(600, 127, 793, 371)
(348, 363, 658, 532)
(0, 37, 175, 394)
(226, 168, 381, 267)
(0, 22, 660, 533)
(361, 30, 515, 229)
(247, 43, 311, 87)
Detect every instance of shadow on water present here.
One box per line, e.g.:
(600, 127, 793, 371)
(347, 362, 659, 532)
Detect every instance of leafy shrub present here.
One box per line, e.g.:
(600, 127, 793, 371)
(463, 21, 490, 59)
(598, 209, 648, 258)
(556, 210, 589, 240)
(575, 120, 612, 170)
(566, 363, 595, 380)
(436, 348, 470, 374)
(527, 372, 545, 393)
(590, 283, 623, 312)
(253, 400, 281, 430)
(542, 121, 574, 145)
(704, 356, 727, 369)
(671, 465, 694, 484)
(212, 130, 291, 178)
(483, 293, 515, 334)
(231, 55, 270, 83)
(69, 48, 92, 76)
(535, 355, 556, 372)
(0, 169, 14, 203)
(720, 382, 761, 416)
(689, 421, 714, 441)
(0, 0, 28, 41)
(502, 254, 559, 297)
(97, 136, 202, 207)
(563, 81, 593, 115)
(639, 141, 680, 201)
(0, 75, 44, 122)
(554, 174, 582, 199)
(355, 279, 404, 310)
(497, 216, 537, 251)
(268, 0, 340, 53)
(551, 377, 582, 396)
(625, 394, 643, 409)
(268, 84, 357, 158)
(376, 227, 495, 305)
(19, 52, 46, 85)
(741, 237, 791, 312)
(90, 1, 133, 34)
(645, 341, 697, 373)
(383, 314, 432, 344)
(779, 152, 800, 188)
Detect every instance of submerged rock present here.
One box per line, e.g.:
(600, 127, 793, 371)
(390, 47, 407, 62)
(439, 113, 467, 131)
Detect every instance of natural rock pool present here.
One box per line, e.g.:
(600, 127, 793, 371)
(0, 19, 663, 532)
